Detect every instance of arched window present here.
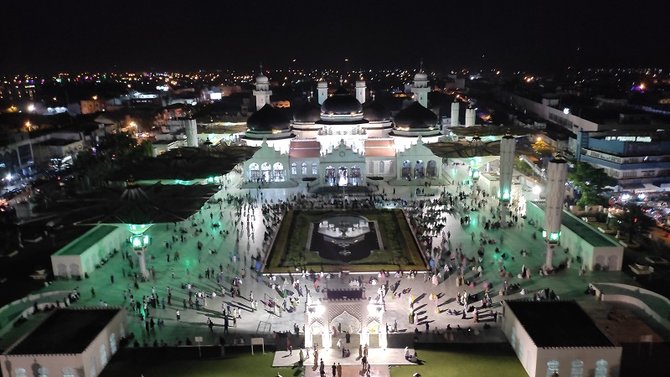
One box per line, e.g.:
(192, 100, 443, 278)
(100, 344, 108, 366)
(571, 360, 584, 377)
(249, 162, 260, 180)
(301, 162, 308, 175)
(291, 162, 297, 175)
(379, 160, 385, 174)
(110, 333, 117, 353)
(37, 367, 48, 377)
(546, 360, 559, 377)
(402, 160, 411, 180)
(62, 367, 76, 377)
(595, 359, 608, 377)
(15, 368, 27, 377)
(414, 160, 425, 179)
(427, 160, 437, 177)
(272, 162, 285, 182)
(312, 162, 318, 175)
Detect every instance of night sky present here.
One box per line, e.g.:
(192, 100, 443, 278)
(2, 0, 669, 74)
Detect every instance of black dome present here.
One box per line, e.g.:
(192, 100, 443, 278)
(363, 101, 391, 121)
(293, 102, 321, 123)
(393, 102, 437, 129)
(247, 104, 290, 132)
(321, 87, 362, 114)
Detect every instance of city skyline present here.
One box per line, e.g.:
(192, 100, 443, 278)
(2, 1, 669, 74)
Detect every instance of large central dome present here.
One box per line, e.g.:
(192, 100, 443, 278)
(320, 87, 364, 123)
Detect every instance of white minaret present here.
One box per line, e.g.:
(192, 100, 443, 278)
(543, 154, 568, 271)
(184, 118, 198, 147)
(450, 100, 460, 127)
(465, 106, 476, 127)
(317, 80, 328, 105)
(499, 133, 515, 225)
(411, 62, 429, 108)
(355, 80, 366, 104)
(252, 65, 272, 110)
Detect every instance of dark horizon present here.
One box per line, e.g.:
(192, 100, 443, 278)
(1, 1, 669, 75)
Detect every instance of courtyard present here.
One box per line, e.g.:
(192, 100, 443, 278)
(266, 209, 427, 273)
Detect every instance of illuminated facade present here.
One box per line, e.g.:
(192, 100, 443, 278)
(241, 71, 444, 186)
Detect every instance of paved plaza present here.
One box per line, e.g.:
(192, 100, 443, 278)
(0, 163, 657, 371)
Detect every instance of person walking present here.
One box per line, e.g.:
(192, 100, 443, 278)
(176, 310, 180, 321)
(336, 363, 342, 377)
(332, 363, 336, 377)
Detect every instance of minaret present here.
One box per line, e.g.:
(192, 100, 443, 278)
(450, 100, 460, 127)
(252, 64, 272, 110)
(465, 105, 476, 127)
(411, 61, 429, 108)
(317, 80, 328, 105)
(543, 154, 568, 271)
(499, 132, 515, 225)
(355, 80, 366, 104)
(185, 118, 198, 147)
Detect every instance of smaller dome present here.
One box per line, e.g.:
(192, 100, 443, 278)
(247, 104, 290, 132)
(293, 103, 321, 123)
(256, 75, 269, 84)
(393, 102, 437, 129)
(363, 101, 390, 122)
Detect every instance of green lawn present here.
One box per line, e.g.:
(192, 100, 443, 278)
(100, 353, 299, 377)
(390, 348, 526, 377)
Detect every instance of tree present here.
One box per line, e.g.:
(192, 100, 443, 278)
(617, 203, 654, 243)
(568, 161, 616, 207)
(531, 138, 553, 156)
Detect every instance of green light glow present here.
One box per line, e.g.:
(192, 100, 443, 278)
(128, 224, 152, 235)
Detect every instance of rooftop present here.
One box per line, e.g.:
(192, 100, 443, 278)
(54, 225, 117, 256)
(6, 308, 121, 355)
(532, 202, 620, 247)
(506, 300, 614, 348)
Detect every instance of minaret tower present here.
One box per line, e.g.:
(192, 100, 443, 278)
(450, 100, 460, 127)
(252, 64, 272, 110)
(317, 80, 328, 105)
(411, 60, 429, 108)
(499, 132, 515, 225)
(543, 154, 568, 271)
(355, 79, 366, 104)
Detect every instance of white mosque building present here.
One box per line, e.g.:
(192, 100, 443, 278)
(242, 69, 444, 187)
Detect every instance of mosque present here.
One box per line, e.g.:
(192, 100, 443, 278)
(241, 70, 447, 187)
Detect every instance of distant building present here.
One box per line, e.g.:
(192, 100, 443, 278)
(1, 308, 127, 377)
(502, 300, 622, 377)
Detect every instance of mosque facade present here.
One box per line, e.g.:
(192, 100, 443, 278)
(241, 71, 444, 187)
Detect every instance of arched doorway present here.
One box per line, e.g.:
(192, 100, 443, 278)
(260, 162, 271, 182)
(367, 320, 380, 347)
(402, 160, 411, 180)
(249, 162, 260, 181)
(331, 311, 362, 348)
(325, 166, 336, 186)
(272, 162, 285, 182)
(338, 167, 348, 186)
(310, 322, 325, 349)
(427, 160, 437, 177)
(350, 166, 361, 186)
